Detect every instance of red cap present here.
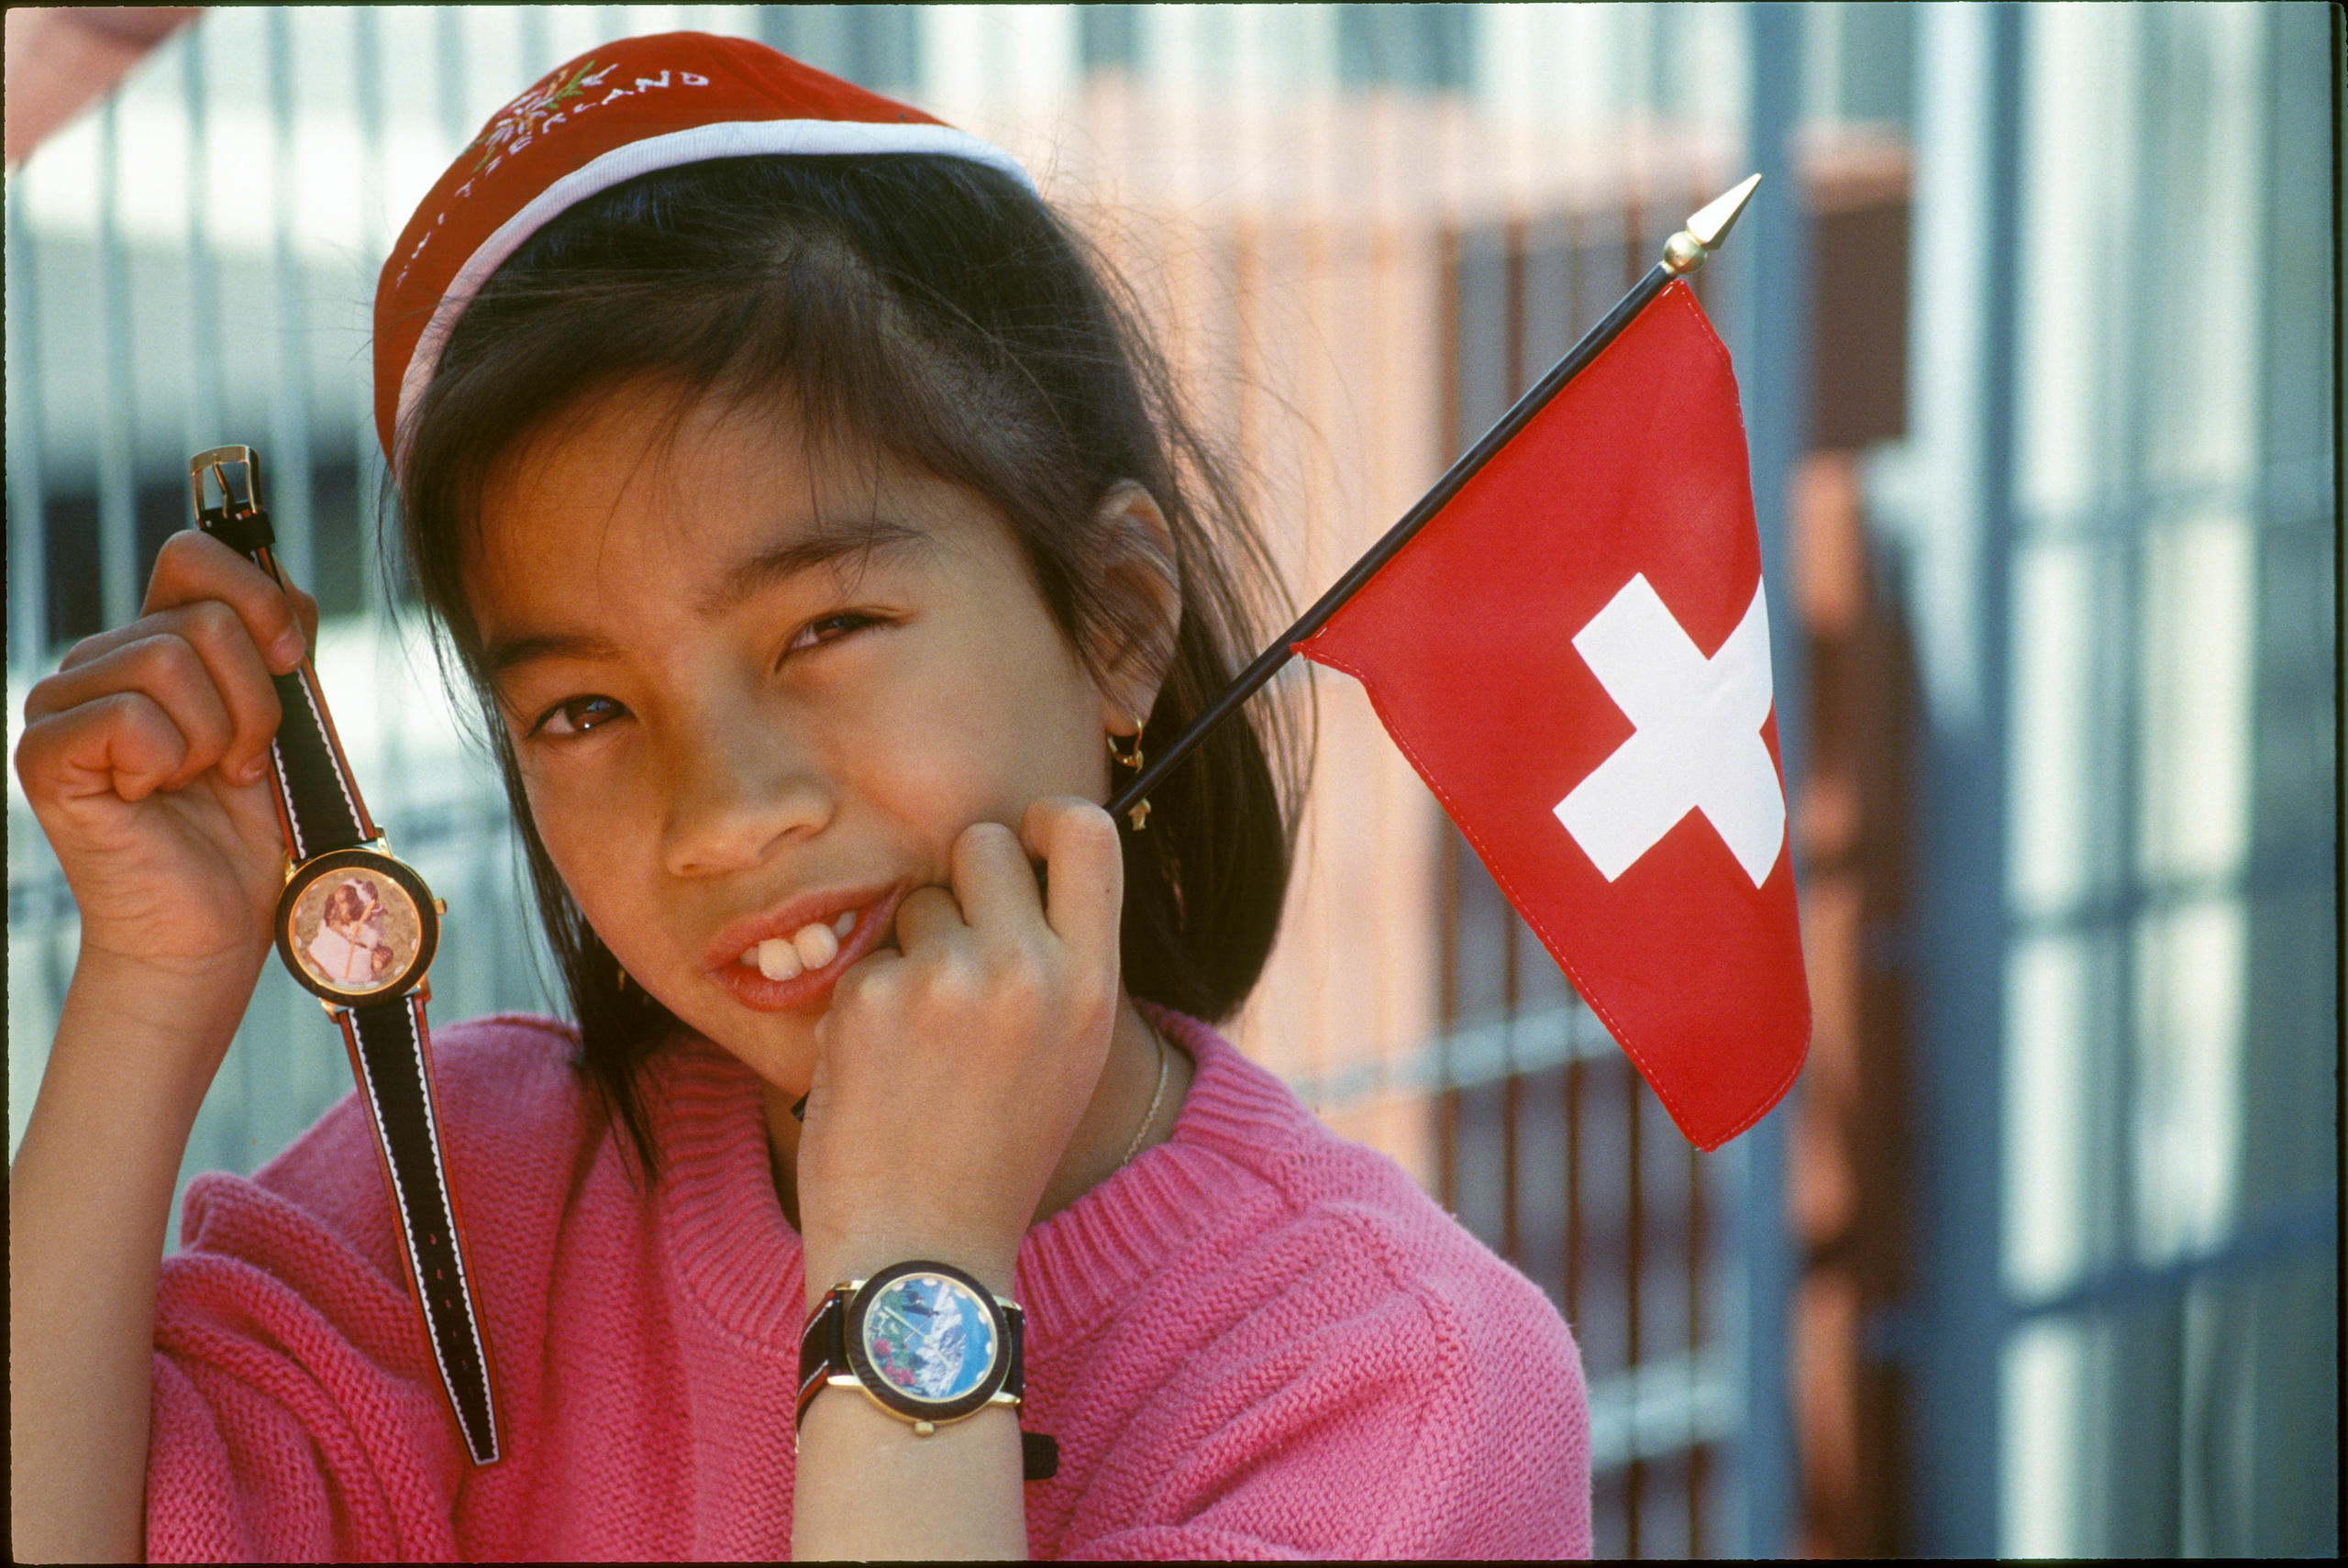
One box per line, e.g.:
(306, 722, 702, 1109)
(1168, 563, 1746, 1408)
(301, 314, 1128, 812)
(371, 31, 1032, 467)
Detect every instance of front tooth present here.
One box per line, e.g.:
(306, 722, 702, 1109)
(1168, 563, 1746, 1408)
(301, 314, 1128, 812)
(740, 947, 761, 968)
(792, 921, 839, 970)
(757, 937, 803, 981)
(832, 911, 855, 938)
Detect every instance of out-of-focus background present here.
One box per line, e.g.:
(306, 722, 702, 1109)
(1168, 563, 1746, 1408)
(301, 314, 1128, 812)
(6, 4, 2336, 1556)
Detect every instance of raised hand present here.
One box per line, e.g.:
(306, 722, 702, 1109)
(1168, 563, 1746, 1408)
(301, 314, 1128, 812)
(792, 796, 1125, 1297)
(16, 529, 316, 992)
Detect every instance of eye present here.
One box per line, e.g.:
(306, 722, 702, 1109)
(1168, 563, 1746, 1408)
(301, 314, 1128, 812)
(786, 611, 885, 656)
(532, 694, 627, 739)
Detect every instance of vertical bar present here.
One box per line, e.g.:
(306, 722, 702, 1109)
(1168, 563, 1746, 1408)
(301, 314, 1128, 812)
(6, 178, 51, 670)
(264, 7, 314, 594)
(95, 98, 139, 631)
(1620, 193, 1646, 292)
(1499, 922, 1523, 1263)
(1504, 215, 1530, 396)
(1498, 215, 1528, 1270)
(1500, 980, 1521, 1252)
(1689, 1141, 1707, 1555)
(1682, 162, 1711, 1562)
(1626, 1067, 1645, 1559)
(2101, 12, 2173, 1548)
(351, 4, 412, 816)
(2234, 3, 2342, 1548)
(521, 6, 552, 78)
(1437, 848, 1460, 1213)
(437, 7, 470, 145)
(171, 18, 238, 1218)
(1560, 183, 1594, 1453)
(354, 0, 388, 608)
(183, 18, 226, 462)
(1565, 1055, 1584, 1325)
(1905, 3, 2023, 1554)
(1434, 220, 1466, 1217)
(1617, 171, 1656, 1562)
(1724, 3, 1814, 1557)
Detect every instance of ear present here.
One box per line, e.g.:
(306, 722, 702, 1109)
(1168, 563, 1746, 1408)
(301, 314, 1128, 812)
(1084, 481, 1182, 735)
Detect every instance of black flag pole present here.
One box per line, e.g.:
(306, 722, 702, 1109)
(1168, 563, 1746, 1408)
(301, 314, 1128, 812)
(1108, 172, 1765, 830)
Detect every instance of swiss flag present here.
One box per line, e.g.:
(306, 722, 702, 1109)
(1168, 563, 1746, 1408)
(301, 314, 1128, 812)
(1298, 281, 1809, 1150)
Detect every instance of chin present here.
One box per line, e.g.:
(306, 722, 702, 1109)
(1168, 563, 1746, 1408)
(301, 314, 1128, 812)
(691, 1006, 823, 1096)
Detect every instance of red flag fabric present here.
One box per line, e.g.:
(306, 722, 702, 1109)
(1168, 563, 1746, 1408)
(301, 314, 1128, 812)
(1298, 281, 1808, 1150)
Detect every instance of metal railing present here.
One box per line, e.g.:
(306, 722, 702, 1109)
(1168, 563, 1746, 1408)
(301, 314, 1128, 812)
(6, 7, 1776, 1557)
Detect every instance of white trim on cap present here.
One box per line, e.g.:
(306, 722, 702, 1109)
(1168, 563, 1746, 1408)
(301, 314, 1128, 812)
(393, 117, 1036, 462)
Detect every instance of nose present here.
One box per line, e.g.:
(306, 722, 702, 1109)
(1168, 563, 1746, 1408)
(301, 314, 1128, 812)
(659, 700, 833, 878)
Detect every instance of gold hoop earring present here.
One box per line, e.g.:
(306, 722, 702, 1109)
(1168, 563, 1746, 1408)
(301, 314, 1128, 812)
(1108, 720, 1151, 830)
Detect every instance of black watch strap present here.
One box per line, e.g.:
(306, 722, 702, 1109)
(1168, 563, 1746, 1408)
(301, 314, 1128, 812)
(189, 451, 374, 857)
(338, 995, 501, 1465)
(267, 661, 373, 858)
(192, 447, 500, 1466)
(796, 1288, 841, 1417)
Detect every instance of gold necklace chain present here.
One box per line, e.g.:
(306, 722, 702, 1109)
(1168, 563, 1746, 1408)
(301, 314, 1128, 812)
(1120, 1021, 1171, 1167)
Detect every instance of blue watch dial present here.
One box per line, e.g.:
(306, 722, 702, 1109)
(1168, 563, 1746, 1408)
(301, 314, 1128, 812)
(858, 1270, 1000, 1406)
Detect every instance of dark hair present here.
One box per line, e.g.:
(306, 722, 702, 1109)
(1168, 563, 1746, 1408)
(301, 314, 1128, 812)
(391, 154, 1304, 1177)
(322, 879, 381, 931)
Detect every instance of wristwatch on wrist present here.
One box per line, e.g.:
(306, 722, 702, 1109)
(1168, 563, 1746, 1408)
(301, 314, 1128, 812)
(798, 1260, 1058, 1479)
(191, 447, 500, 1467)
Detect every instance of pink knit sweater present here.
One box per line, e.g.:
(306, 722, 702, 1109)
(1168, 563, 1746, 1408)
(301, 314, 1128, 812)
(147, 1010, 1591, 1560)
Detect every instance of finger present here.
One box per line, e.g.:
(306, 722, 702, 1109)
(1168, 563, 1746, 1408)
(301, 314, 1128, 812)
(25, 633, 243, 793)
(143, 530, 308, 671)
(1018, 796, 1124, 969)
(891, 883, 967, 953)
(32, 609, 282, 788)
(60, 536, 306, 677)
(945, 820, 1040, 930)
(17, 690, 195, 806)
(147, 602, 285, 783)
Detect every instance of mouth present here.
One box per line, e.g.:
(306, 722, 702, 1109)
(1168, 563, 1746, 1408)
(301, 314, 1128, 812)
(703, 885, 908, 1014)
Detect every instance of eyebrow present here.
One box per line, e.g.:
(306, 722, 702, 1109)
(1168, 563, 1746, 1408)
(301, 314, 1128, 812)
(698, 513, 931, 615)
(479, 514, 933, 686)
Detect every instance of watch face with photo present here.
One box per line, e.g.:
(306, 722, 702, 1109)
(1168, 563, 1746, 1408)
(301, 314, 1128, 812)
(844, 1262, 1013, 1424)
(275, 846, 440, 1002)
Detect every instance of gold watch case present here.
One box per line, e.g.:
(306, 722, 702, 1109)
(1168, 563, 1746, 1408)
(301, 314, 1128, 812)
(274, 844, 441, 1005)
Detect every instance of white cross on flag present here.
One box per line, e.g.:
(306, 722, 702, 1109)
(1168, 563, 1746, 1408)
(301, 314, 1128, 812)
(1298, 282, 1810, 1149)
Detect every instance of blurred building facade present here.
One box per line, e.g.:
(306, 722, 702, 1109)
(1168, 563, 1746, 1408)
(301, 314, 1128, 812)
(6, 5, 2336, 1557)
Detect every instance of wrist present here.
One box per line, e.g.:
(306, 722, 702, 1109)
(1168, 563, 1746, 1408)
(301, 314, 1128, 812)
(71, 932, 265, 1017)
(802, 1229, 1019, 1313)
(54, 948, 257, 1109)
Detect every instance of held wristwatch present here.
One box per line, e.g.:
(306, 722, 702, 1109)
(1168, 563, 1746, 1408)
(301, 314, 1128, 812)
(191, 447, 500, 1466)
(798, 1260, 1058, 1480)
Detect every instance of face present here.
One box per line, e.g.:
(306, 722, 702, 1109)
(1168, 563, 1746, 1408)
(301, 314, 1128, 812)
(470, 384, 1126, 1092)
(326, 885, 380, 940)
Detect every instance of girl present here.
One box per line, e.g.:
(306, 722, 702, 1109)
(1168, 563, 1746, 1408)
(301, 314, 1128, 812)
(12, 32, 1590, 1561)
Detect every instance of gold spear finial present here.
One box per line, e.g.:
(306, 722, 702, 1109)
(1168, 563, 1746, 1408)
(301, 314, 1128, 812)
(1661, 172, 1763, 276)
